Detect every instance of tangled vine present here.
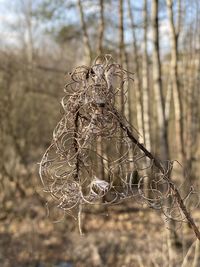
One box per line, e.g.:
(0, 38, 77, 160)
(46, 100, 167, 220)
(39, 55, 200, 238)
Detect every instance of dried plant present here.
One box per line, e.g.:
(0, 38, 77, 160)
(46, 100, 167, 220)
(39, 55, 200, 238)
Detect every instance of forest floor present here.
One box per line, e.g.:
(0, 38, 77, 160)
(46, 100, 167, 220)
(0, 191, 199, 267)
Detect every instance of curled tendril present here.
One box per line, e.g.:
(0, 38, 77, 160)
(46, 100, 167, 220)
(39, 55, 198, 231)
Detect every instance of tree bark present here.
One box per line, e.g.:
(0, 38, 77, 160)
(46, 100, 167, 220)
(152, 0, 177, 264)
(119, 0, 131, 173)
(127, 0, 144, 143)
(77, 0, 92, 64)
(142, 0, 151, 152)
(97, 0, 104, 55)
(119, 0, 126, 116)
(166, 0, 185, 163)
(151, 0, 169, 160)
(96, 2, 105, 181)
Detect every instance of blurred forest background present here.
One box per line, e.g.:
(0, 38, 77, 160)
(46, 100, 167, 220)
(0, 0, 200, 266)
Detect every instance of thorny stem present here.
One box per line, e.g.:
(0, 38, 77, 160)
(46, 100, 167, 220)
(113, 108, 200, 241)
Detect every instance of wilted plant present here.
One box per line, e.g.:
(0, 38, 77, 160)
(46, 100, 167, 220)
(39, 55, 200, 238)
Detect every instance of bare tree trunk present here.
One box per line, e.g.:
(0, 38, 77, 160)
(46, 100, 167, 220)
(184, 56, 199, 178)
(166, 0, 185, 163)
(183, 0, 200, 181)
(151, 0, 178, 265)
(97, 0, 104, 55)
(128, 0, 151, 194)
(165, 79, 172, 125)
(119, 0, 130, 120)
(96, 4, 105, 180)
(118, 0, 131, 174)
(119, 0, 125, 116)
(127, 0, 144, 143)
(77, 0, 92, 64)
(142, 0, 151, 152)
(165, 10, 194, 261)
(151, 0, 169, 160)
(140, 0, 152, 196)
